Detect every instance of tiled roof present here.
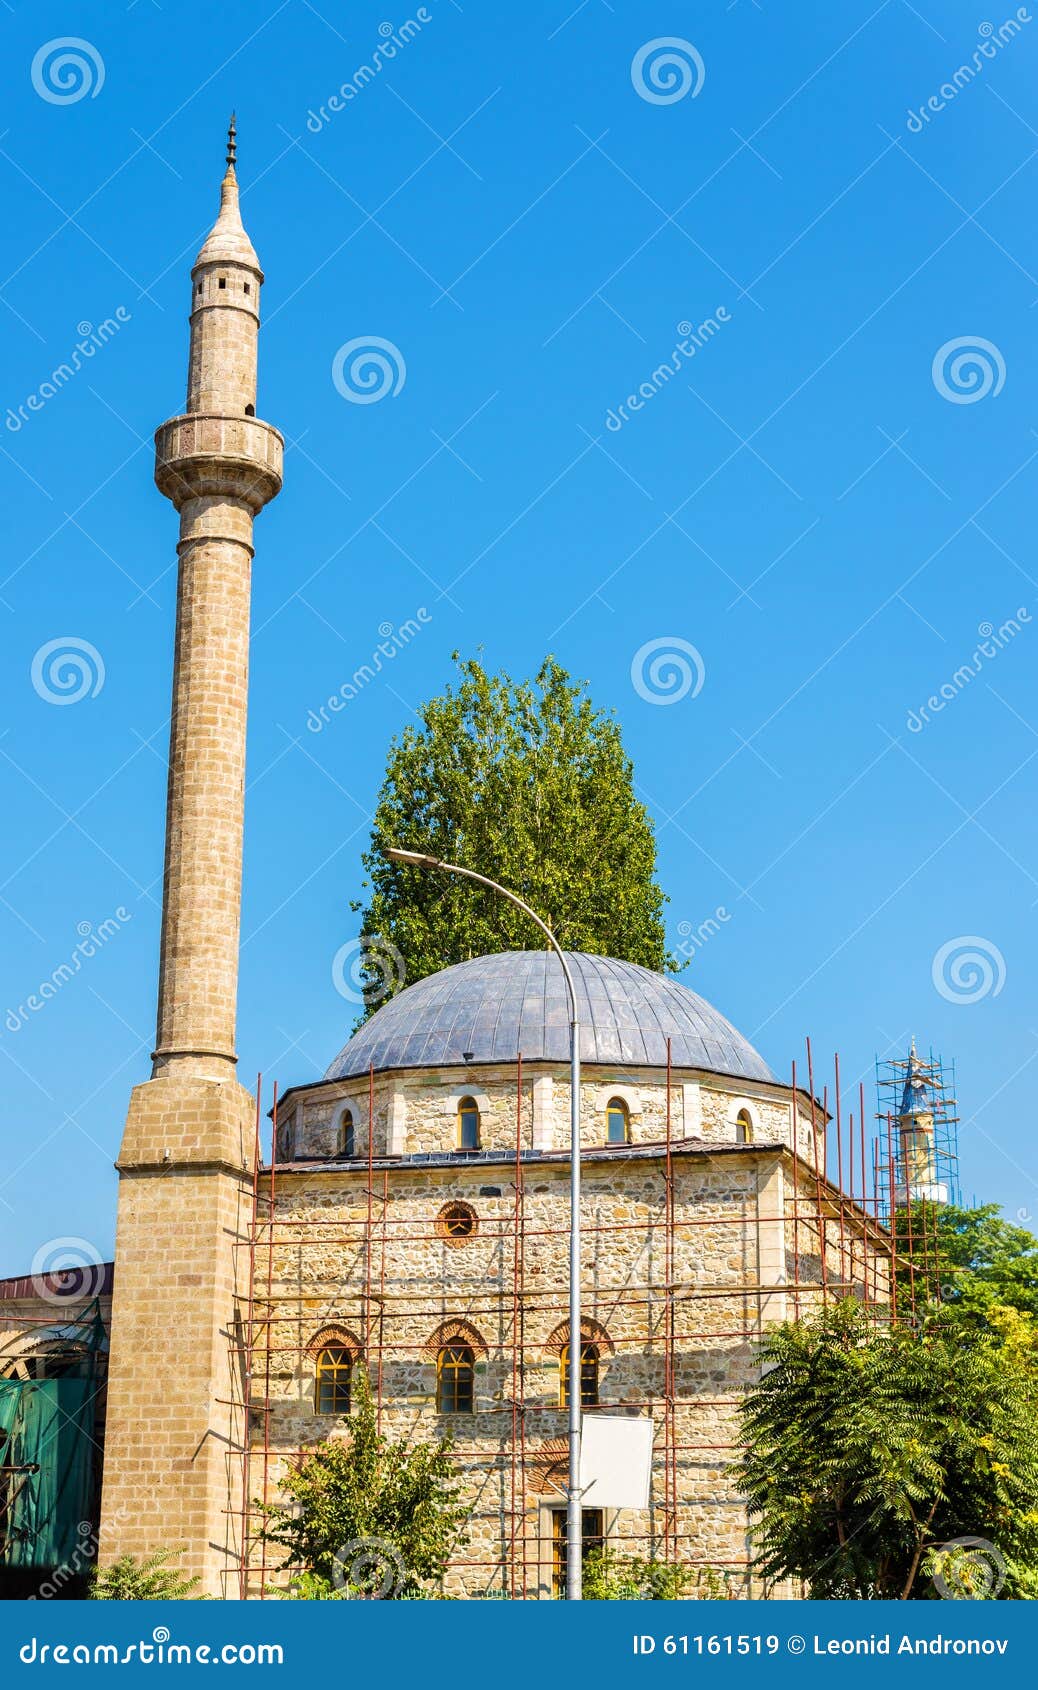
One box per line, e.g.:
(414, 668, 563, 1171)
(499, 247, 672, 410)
(0, 1264, 114, 1302)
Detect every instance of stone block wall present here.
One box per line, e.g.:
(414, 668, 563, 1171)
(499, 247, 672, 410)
(244, 1124, 889, 1599)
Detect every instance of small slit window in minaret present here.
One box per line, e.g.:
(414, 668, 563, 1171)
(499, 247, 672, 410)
(245, 404, 255, 417)
(244, 282, 250, 294)
(218, 277, 226, 289)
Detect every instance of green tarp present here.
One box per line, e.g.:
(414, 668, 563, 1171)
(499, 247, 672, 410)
(0, 1305, 103, 1568)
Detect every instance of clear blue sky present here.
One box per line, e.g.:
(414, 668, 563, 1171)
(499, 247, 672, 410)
(1, 0, 1036, 1274)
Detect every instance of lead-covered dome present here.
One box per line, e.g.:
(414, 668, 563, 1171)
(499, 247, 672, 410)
(325, 951, 774, 1084)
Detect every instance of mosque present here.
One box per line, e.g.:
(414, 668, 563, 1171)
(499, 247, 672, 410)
(0, 128, 900, 1600)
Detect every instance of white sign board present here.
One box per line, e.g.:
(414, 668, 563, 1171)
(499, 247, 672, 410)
(579, 1413, 654, 1509)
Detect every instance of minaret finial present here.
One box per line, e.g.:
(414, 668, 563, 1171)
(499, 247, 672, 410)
(193, 109, 258, 271)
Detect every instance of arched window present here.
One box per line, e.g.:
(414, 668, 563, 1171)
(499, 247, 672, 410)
(436, 1344, 475, 1413)
(606, 1097, 630, 1145)
(457, 1097, 480, 1151)
(560, 1342, 599, 1408)
(337, 1109, 355, 1158)
(276, 1121, 294, 1162)
(314, 1344, 353, 1414)
(735, 1109, 754, 1144)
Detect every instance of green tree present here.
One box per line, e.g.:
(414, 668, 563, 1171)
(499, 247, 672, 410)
(739, 1301, 1038, 1599)
(896, 1202, 1038, 1326)
(89, 1547, 201, 1600)
(582, 1549, 730, 1599)
(355, 656, 671, 1009)
(260, 1369, 469, 1597)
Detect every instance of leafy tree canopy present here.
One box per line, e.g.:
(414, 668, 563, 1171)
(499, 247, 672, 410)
(739, 1300, 1038, 1600)
(355, 656, 671, 1011)
(261, 1369, 469, 1598)
(89, 1547, 201, 1600)
(582, 1549, 730, 1600)
(897, 1202, 1038, 1326)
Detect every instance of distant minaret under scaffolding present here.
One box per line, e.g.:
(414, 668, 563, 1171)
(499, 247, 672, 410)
(876, 1042, 960, 1211)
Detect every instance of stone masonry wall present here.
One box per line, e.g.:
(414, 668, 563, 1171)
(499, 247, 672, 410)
(247, 1104, 888, 1599)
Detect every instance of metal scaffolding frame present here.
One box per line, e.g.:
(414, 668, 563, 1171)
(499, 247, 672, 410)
(230, 1040, 897, 1598)
(875, 1047, 960, 1216)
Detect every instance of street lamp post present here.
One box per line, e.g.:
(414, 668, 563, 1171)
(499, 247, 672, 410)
(383, 846, 584, 1600)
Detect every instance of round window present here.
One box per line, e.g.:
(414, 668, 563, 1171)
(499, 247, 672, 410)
(436, 1200, 478, 1245)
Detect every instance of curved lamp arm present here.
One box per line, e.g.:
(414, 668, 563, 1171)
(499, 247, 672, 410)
(383, 847, 577, 1019)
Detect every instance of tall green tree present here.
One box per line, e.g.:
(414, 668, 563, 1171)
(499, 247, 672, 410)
(896, 1202, 1038, 1326)
(260, 1370, 469, 1598)
(739, 1301, 1038, 1599)
(355, 656, 671, 1009)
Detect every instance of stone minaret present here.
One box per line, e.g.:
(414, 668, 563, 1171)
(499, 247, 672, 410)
(100, 120, 282, 1596)
(894, 1041, 947, 1206)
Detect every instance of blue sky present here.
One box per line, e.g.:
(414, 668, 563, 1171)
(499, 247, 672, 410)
(1, 0, 1037, 1274)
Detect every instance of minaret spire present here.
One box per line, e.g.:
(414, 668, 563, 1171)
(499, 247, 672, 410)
(102, 121, 284, 1594)
(195, 112, 258, 274)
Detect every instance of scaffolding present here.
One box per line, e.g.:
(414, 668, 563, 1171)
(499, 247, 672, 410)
(875, 1047, 960, 1217)
(231, 1040, 901, 1599)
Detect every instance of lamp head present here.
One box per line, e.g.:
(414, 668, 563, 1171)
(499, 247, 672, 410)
(385, 845, 439, 868)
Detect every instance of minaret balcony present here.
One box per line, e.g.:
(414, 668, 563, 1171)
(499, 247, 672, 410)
(155, 412, 283, 512)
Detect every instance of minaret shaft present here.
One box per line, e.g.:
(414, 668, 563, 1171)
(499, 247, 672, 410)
(101, 124, 282, 1597)
(153, 499, 253, 1077)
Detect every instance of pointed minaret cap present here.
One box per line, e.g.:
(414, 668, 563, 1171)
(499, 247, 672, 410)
(899, 1041, 931, 1120)
(193, 113, 262, 274)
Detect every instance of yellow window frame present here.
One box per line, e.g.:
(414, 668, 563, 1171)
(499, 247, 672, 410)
(559, 1341, 599, 1408)
(436, 1343, 475, 1413)
(457, 1097, 480, 1150)
(314, 1344, 353, 1414)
